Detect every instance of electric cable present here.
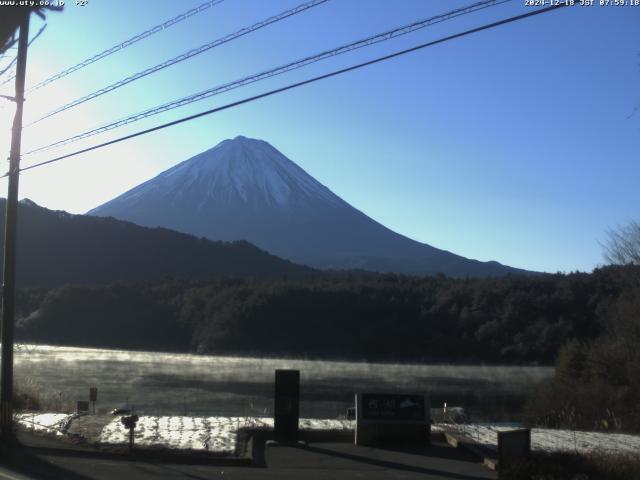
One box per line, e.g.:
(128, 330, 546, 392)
(0, 24, 47, 85)
(24, 0, 512, 155)
(8, 2, 570, 178)
(26, 0, 329, 126)
(26, 0, 225, 92)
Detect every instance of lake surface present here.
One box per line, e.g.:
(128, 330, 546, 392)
(14, 344, 553, 419)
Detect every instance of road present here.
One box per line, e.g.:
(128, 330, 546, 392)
(0, 432, 496, 479)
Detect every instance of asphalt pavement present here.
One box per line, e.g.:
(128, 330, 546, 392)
(0, 431, 496, 480)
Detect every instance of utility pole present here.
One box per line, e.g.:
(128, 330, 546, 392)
(1, 8, 30, 442)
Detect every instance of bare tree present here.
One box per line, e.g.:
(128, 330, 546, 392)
(603, 220, 640, 265)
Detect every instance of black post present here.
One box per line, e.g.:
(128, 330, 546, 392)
(274, 369, 300, 442)
(121, 412, 138, 453)
(1, 8, 30, 441)
(90, 387, 97, 414)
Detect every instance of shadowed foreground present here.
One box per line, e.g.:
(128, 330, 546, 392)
(0, 430, 496, 480)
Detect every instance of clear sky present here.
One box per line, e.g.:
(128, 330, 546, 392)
(0, 0, 638, 273)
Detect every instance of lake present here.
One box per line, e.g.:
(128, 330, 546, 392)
(14, 344, 553, 420)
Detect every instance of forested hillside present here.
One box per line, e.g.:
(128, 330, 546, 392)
(527, 266, 640, 431)
(17, 266, 637, 364)
(0, 199, 314, 286)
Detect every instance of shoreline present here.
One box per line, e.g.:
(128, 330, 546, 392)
(15, 343, 554, 367)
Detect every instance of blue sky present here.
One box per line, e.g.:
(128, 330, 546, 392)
(0, 0, 638, 273)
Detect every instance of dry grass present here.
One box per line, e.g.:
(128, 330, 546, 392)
(14, 377, 75, 413)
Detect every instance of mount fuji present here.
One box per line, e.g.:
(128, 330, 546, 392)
(88, 136, 530, 277)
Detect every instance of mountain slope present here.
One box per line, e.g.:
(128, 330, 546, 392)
(1, 198, 313, 287)
(89, 136, 532, 277)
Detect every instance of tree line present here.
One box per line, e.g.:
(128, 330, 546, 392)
(527, 266, 640, 431)
(16, 265, 637, 365)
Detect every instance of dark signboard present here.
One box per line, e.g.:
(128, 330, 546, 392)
(356, 393, 430, 447)
(89, 387, 98, 402)
(274, 369, 300, 442)
(77, 400, 89, 413)
(361, 394, 426, 421)
(498, 428, 531, 468)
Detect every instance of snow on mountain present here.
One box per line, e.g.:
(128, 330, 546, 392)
(114, 136, 343, 210)
(88, 136, 531, 277)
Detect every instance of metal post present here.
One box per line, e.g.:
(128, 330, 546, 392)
(274, 369, 300, 442)
(1, 8, 30, 441)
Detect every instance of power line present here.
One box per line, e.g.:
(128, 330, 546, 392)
(0, 57, 18, 81)
(0, 24, 46, 85)
(0, 58, 18, 90)
(26, 0, 225, 93)
(11, 2, 570, 177)
(28, 24, 47, 46)
(24, 0, 511, 156)
(26, 0, 330, 127)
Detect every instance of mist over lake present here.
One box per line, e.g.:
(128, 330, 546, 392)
(15, 344, 552, 419)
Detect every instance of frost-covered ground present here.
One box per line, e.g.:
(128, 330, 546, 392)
(98, 416, 354, 454)
(15, 412, 640, 458)
(15, 412, 73, 436)
(448, 424, 640, 456)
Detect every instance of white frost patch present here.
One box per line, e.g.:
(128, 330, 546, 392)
(100, 416, 239, 453)
(445, 424, 640, 456)
(430, 424, 445, 434)
(299, 418, 354, 431)
(99, 416, 354, 453)
(15, 412, 72, 436)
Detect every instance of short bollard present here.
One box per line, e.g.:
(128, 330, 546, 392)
(498, 428, 530, 475)
(121, 414, 139, 452)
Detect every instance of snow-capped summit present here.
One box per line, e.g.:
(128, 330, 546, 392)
(89, 136, 530, 277)
(136, 135, 343, 209)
